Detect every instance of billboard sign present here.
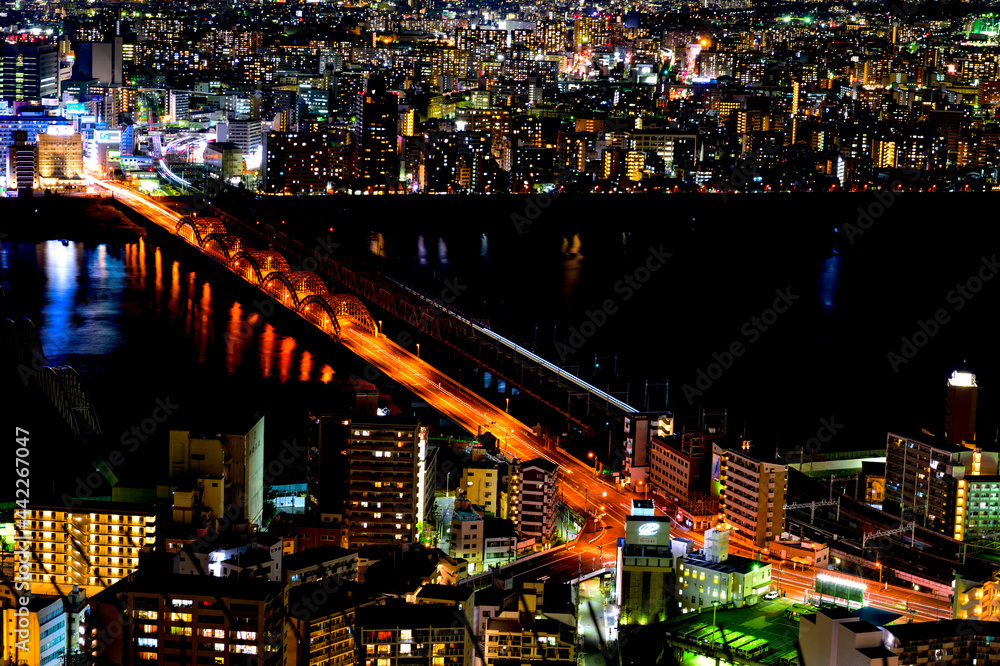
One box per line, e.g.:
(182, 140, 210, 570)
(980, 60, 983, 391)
(96, 130, 121, 143)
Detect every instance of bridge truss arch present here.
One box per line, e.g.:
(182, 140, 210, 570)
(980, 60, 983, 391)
(298, 294, 378, 338)
(202, 234, 247, 264)
(261, 270, 330, 308)
(176, 216, 228, 247)
(229, 250, 291, 286)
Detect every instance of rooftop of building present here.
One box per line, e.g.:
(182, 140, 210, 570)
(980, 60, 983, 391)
(283, 544, 356, 571)
(286, 580, 375, 619)
(355, 599, 470, 630)
(90, 569, 283, 604)
(887, 619, 1000, 643)
(29, 500, 157, 515)
(886, 431, 980, 455)
(222, 549, 276, 568)
(487, 615, 572, 638)
(841, 619, 881, 634)
(178, 529, 282, 555)
(857, 645, 901, 660)
(520, 457, 558, 473)
(680, 552, 768, 575)
(362, 545, 458, 596)
(453, 506, 484, 522)
(414, 583, 474, 604)
(349, 417, 421, 429)
(713, 440, 784, 466)
(465, 459, 502, 471)
(963, 474, 1000, 484)
(484, 518, 517, 539)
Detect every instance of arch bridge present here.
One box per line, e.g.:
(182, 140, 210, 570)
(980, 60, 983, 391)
(175, 227, 378, 340)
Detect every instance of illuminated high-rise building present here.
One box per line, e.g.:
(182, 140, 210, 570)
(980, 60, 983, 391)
(714, 442, 787, 550)
(616, 499, 675, 625)
(262, 132, 334, 194)
(353, 76, 398, 187)
(0, 44, 58, 103)
(885, 432, 998, 539)
(37, 130, 83, 183)
(345, 420, 436, 549)
(946, 370, 978, 445)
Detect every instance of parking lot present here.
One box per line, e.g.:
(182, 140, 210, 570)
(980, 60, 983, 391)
(664, 597, 808, 665)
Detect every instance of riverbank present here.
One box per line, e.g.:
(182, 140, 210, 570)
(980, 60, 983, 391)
(0, 196, 147, 242)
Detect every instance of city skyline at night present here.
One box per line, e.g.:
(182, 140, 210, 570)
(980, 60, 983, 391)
(4, 1, 1000, 665)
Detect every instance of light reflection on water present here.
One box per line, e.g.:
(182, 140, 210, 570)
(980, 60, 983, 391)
(3, 239, 336, 384)
(561, 233, 583, 305)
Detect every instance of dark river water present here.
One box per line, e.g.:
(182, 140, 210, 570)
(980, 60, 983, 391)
(6, 193, 1000, 482)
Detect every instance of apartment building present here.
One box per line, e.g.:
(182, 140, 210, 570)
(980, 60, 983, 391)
(461, 461, 501, 516)
(450, 497, 484, 572)
(84, 570, 284, 665)
(884, 432, 998, 539)
(355, 595, 474, 666)
(23, 502, 157, 597)
(285, 581, 378, 666)
(515, 458, 558, 543)
(622, 412, 674, 487)
(483, 582, 576, 665)
(714, 443, 787, 549)
(346, 420, 436, 549)
(1, 591, 85, 666)
(648, 433, 711, 502)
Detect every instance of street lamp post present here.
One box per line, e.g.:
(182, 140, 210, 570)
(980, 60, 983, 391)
(506, 397, 509, 412)
(416, 343, 420, 358)
(712, 600, 719, 630)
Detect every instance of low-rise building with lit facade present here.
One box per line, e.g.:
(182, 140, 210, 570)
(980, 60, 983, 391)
(676, 528, 772, 612)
